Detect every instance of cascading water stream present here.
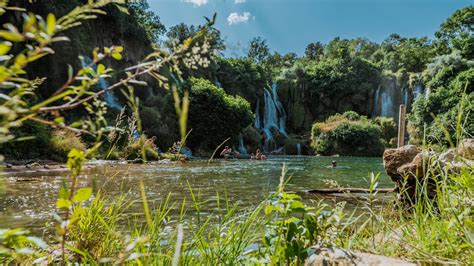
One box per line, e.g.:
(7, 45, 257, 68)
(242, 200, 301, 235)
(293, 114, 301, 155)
(256, 83, 287, 152)
(237, 136, 248, 155)
(79, 56, 122, 110)
(296, 143, 301, 155)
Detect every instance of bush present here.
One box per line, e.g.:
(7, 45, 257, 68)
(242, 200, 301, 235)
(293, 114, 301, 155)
(374, 116, 397, 146)
(311, 112, 385, 156)
(186, 78, 254, 151)
(241, 125, 263, 151)
(49, 130, 87, 161)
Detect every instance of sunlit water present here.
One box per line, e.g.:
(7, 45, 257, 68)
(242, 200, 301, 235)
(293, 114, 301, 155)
(0, 156, 392, 231)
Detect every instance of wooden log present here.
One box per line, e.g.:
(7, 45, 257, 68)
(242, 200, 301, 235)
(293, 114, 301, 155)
(398, 104, 406, 147)
(305, 188, 395, 194)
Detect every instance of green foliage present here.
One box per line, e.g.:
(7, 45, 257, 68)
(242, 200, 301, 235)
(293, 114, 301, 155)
(241, 125, 263, 150)
(186, 78, 253, 151)
(409, 63, 473, 146)
(374, 116, 397, 146)
(311, 112, 386, 156)
(127, 1, 166, 43)
(49, 130, 87, 162)
(434, 6, 473, 58)
(247, 36, 271, 64)
(214, 57, 270, 104)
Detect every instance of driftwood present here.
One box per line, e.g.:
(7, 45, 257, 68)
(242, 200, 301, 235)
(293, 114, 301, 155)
(305, 188, 395, 194)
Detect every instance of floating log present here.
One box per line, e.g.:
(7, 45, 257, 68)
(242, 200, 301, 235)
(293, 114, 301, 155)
(305, 188, 395, 194)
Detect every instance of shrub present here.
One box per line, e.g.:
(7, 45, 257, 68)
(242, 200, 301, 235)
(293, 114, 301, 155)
(374, 116, 397, 146)
(49, 130, 87, 161)
(241, 125, 263, 151)
(186, 78, 254, 151)
(311, 112, 385, 156)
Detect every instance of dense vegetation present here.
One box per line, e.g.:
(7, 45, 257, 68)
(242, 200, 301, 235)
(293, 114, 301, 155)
(0, 2, 472, 158)
(311, 111, 396, 156)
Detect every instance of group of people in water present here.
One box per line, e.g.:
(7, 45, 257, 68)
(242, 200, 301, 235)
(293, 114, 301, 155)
(220, 146, 267, 160)
(220, 146, 341, 168)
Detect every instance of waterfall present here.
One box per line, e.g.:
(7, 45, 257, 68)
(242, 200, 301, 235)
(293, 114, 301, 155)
(296, 143, 301, 155)
(252, 83, 287, 152)
(237, 136, 248, 155)
(79, 56, 122, 110)
(254, 100, 261, 129)
(260, 84, 287, 151)
(380, 89, 393, 117)
(403, 87, 409, 106)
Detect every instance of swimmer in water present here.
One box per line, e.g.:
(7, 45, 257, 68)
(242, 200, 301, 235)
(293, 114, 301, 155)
(331, 160, 337, 168)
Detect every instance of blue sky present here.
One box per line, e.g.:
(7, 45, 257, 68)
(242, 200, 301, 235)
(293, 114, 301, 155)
(149, 0, 472, 57)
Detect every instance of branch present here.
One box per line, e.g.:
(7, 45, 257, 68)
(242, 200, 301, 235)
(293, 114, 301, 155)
(305, 188, 395, 194)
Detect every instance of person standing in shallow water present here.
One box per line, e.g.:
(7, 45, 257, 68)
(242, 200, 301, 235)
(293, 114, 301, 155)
(220, 146, 232, 160)
(255, 149, 267, 160)
(331, 161, 337, 168)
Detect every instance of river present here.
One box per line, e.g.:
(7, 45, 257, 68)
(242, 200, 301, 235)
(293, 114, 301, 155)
(0, 156, 393, 231)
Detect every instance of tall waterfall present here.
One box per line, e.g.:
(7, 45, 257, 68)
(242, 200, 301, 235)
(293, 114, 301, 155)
(79, 56, 122, 110)
(255, 83, 287, 151)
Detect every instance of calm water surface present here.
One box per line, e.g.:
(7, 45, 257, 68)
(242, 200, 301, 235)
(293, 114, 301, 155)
(0, 156, 392, 231)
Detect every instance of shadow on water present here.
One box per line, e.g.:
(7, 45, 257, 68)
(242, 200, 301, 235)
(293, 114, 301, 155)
(0, 156, 392, 231)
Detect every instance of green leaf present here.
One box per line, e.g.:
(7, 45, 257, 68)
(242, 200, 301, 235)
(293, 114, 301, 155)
(54, 117, 64, 124)
(56, 198, 71, 209)
(0, 42, 12, 55)
(73, 188, 92, 203)
(97, 64, 105, 75)
(58, 184, 70, 199)
(111, 52, 122, 60)
(46, 13, 56, 35)
(0, 31, 24, 42)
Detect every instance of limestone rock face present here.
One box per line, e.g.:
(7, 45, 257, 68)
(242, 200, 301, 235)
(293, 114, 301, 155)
(383, 145, 420, 182)
(458, 139, 474, 160)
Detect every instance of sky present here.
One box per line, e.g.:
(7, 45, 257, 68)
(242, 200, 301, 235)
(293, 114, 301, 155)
(148, 0, 472, 57)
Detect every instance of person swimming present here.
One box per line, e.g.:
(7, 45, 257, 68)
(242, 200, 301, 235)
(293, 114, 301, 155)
(331, 160, 337, 168)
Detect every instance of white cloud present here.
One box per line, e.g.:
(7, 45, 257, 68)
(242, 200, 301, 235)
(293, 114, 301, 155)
(234, 0, 247, 3)
(227, 12, 251, 25)
(183, 0, 208, 6)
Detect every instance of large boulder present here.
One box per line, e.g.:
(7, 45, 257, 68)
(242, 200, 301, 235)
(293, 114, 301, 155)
(383, 145, 420, 182)
(397, 151, 436, 179)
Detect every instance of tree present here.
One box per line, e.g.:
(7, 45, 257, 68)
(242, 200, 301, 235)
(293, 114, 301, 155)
(247, 37, 270, 64)
(435, 6, 474, 57)
(186, 78, 253, 151)
(127, 1, 166, 43)
(305, 42, 324, 61)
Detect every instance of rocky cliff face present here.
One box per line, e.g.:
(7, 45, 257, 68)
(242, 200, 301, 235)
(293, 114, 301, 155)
(277, 73, 425, 134)
(2, 0, 157, 100)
